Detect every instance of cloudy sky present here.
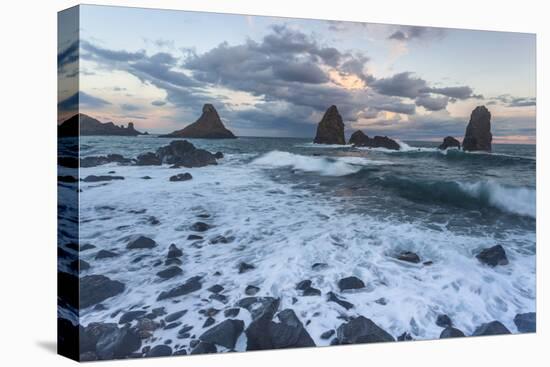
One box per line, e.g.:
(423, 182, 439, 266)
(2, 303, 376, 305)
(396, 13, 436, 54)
(58, 5, 536, 143)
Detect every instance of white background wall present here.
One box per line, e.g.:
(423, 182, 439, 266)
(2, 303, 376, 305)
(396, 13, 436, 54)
(0, 0, 547, 365)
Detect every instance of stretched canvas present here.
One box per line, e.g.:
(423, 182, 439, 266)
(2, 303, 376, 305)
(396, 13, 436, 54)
(57, 4, 536, 361)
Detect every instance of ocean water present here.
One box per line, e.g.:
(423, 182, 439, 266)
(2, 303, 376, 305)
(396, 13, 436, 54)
(71, 136, 535, 351)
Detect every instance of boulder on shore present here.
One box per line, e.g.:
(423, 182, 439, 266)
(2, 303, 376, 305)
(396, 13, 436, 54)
(472, 321, 511, 336)
(336, 316, 395, 344)
(160, 104, 236, 139)
(80, 275, 125, 308)
(462, 106, 492, 152)
(313, 105, 345, 145)
(438, 136, 461, 150)
(348, 130, 400, 150)
(514, 312, 536, 332)
(476, 245, 509, 267)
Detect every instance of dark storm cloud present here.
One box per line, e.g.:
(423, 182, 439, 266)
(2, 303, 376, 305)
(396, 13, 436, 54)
(388, 26, 445, 42)
(423, 86, 480, 100)
(58, 40, 79, 69)
(415, 94, 449, 111)
(58, 91, 111, 112)
(81, 40, 145, 62)
(272, 61, 329, 84)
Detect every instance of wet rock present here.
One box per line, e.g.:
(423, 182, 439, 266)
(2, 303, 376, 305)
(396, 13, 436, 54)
(95, 250, 119, 260)
(165, 310, 188, 323)
(312, 262, 328, 271)
(164, 322, 182, 330)
(208, 284, 224, 293)
(440, 327, 465, 338)
(141, 176, 152, 180)
(157, 276, 202, 301)
(210, 294, 228, 303)
(397, 251, 421, 263)
(134, 318, 159, 338)
(313, 105, 345, 145)
(95, 326, 141, 360)
(187, 234, 203, 241)
(438, 136, 461, 150)
(238, 262, 255, 274)
(320, 330, 335, 340)
(476, 245, 509, 266)
(70, 259, 90, 271)
(336, 316, 395, 344)
(514, 312, 536, 332)
(338, 276, 365, 291)
(214, 152, 224, 159)
(160, 104, 236, 139)
(436, 314, 453, 328)
(203, 317, 215, 328)
(237, 297, 280, 322)
(80, 154, 132, 168)
(210, 235, 235, 244)
(169, 173, 193, 182)
(224, 308, 240, 318)
(348, 130, 400, 150)
(147, 344, 172, 357)
(462, 105, 492, 152)
(119, 311, 147, 324)
(82, 175, 124, 183)
(327, 292, 354, 310)
(126, 236, 157, 250)
(156, 266, 183, 280)
(58, 175, 78, 183)
(135, 152, 161, 166)
(190, 341, 217, 355)
(245, 285, 260, 296)
(200, 319, 245, 349)
(296, 280, 312, 291)
(190, 222, 211, 232)
(167, 244, 183, 259)
(303, 287, 321, 296)
(397, 332, 413, 341)
(156, 140, 218, 168)
(80, 275, 125, 308)
(174, 349, 188, 355)
(472, 321, 511, 336)
(269, 309, 315, 349)
(80, 243, 96, 251)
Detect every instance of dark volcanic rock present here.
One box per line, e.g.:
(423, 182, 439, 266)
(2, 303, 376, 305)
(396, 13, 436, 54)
(127, 236, 157, 250)
(82, 175, 124, 183)
(514, 312, 536, 332)
(190, 341, 217, 355)
(440, 327, 465, 338)
(80, 154, 132, 168)
(296, 280, 312, 291)
(302, 287, 321, 296)
(476, 245, 509, 267)
(167, 244, 183, 259)
(336, 316, 395, 344)
(348, 130, 401, 150)
(59, 113, 144, 137)
(203, 317, 216, 328)
(160, 104, 236, 139)
(436, 314, 453, 328)
(157, 140, 217, 168)
(472, 321, 511, 336)
(396, 251, 421, 263)
(157, 276, 202, 301)
(238, 262, 255, 274)
(95, 250, 119, 260)
(224, 308, 240, 318)
(338, 276, 365, 291)
(313, 105, 345, 145)
(321, 330, 335, 340)
(80, 275, 125, 308)
(70, 259, 90, 271)
(147, 345, 172, 357)
(118, 311, 146, 324)
(135, 152, 161, 166)
(200, 319, 245, 349)
(208, 284, 224, 294)
(462, 106, 492, 152)
(327, 292, 354, 310)
(169, 173, 193, 182)
(187, 234, 203, 240)
(312, 262, 328, 271)
(397, 332, 413, 341)
(95, 326, 141, 360)
(269, 309, 315, 349)
(156, 266, 183, 280)
(245, 285, 260, 296)
(190, 222, 211, 232)
(214, 152, 224, 159)
(438, 136, 461, 150)
(165, 310, 188, 323)
(58, 175, 78, 183)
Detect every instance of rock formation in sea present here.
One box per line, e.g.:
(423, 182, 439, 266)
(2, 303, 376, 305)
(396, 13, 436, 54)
(58, 113, 144, 137)
(313, 105, 345, 145)
(348, 130, 400, 150)
(462, 106, 492, 152)
(160, 104, 236, 139)
(438, 136, 461, 150)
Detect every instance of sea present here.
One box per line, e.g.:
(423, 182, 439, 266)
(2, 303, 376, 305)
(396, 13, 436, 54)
(60, 135, 536, 352)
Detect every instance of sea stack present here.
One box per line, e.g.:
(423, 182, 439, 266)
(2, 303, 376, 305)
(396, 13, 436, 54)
(438, 136, 461, 150)
(313, 105, 345, 145)
(160, 104, 236, 139)
(462, 106, 492, 152)
(348, 130, 400, 150)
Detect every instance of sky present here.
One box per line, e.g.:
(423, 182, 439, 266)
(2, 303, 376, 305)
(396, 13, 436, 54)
(58, 5, 536, 143)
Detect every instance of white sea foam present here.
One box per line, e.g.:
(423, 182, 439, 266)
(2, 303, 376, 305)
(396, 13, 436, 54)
(458, 181, 536, 218)
(76, 154, 535, 353)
